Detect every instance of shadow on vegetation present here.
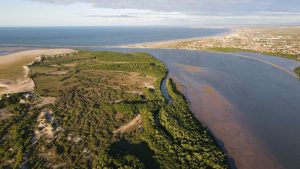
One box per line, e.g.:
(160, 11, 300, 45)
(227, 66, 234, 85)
(213, 134, 237, 169)
(108, 139, 160, 169)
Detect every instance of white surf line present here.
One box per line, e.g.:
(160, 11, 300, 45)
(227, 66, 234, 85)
(209, 51, 300, 80)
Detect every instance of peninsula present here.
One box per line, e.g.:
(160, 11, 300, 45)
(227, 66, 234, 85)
(0, 50, 228, 168)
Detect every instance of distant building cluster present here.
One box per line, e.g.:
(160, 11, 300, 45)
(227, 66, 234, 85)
(178, 28, 300, 58)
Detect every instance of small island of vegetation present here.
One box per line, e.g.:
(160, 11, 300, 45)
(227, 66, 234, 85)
(0, 50, 228, 168)
(295, 66, 300, 78)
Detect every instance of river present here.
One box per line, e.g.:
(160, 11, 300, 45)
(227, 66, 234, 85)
(104, 48, 300, 169)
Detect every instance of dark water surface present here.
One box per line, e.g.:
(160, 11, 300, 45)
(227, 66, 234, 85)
(104, 48, 300, 169)
(0, 27, 227, 47)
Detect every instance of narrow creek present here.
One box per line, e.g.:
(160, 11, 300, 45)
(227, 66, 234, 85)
(160, 74, 173, 105)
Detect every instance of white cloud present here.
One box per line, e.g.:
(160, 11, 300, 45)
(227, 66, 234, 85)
(29, 0, 289, 13)
(3, 0, 300, 26)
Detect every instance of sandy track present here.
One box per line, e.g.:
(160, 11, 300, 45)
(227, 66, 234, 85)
(113, 114, 142, 134)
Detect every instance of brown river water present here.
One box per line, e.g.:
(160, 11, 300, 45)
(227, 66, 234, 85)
(109, 48, 300, 169)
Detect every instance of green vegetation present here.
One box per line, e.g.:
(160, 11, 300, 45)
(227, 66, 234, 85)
(0, 93, 37, 168)
(0, 55, 35, 81)
(0, 50, 228, 168)
(295, 66, 300, 78)
(208, 47, 244, 53)
(138, 78, 228, 168)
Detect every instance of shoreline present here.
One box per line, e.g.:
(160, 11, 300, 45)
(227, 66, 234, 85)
(0, 50, 230, 168)
(116, 29, 233, 48)
(115, 26, 300, 79)
(169, 63, 284, 169)
(118, 26, 300, 62)
(0, 49, 77, 95)
(1, 47, 292, 168)
(164, 77, 235, 169)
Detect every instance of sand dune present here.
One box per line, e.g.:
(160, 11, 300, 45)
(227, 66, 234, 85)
(0, 49, 76, 95)
(0, 49, 76, 67)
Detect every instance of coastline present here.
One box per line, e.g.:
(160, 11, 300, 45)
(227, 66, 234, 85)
(116, 28, 233, 48)
(164, 77, 235, 168)
(1, 47, 297, 168)
(0, 26, 299, 168)
(0, 50, 230, 168)
(0, 49, 76, 95)
(119, 26, 300, 78)
(166, 64, 283, 169)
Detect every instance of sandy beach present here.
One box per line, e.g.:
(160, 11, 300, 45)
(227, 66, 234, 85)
(128, 27, 300, 60)
(117, 29, 233, 49)
(0, 49, 76, 95)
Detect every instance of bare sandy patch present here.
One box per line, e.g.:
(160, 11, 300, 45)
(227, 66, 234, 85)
(35, 109, 57, 141)
(126, 90, 144, 95)
(109, 72, 156, 95)
(0, 108, 14, 121)
(128, 72, 156, 89)
(67, 134, 82, 144)
(46, 70, 68, 76)
(0, 49, 76, 79)
(113, 114, 143, 134)
(34, 97, 57, 108)
(0, 66, 35, 95)
(0, 49, 76, 95)
(63, 62, 78, 67)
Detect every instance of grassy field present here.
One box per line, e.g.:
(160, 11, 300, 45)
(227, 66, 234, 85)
(0, 49, 75, 81)
(0, 50, 228, 169)
(0, 57, 33, 81)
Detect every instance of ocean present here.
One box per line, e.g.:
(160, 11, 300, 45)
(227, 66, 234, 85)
(0, 26, 228, 47)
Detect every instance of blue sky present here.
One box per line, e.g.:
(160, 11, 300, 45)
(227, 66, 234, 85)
(0, 0, 300, 26)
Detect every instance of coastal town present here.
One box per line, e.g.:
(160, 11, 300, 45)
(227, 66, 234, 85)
(147, 27, 300, 59)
